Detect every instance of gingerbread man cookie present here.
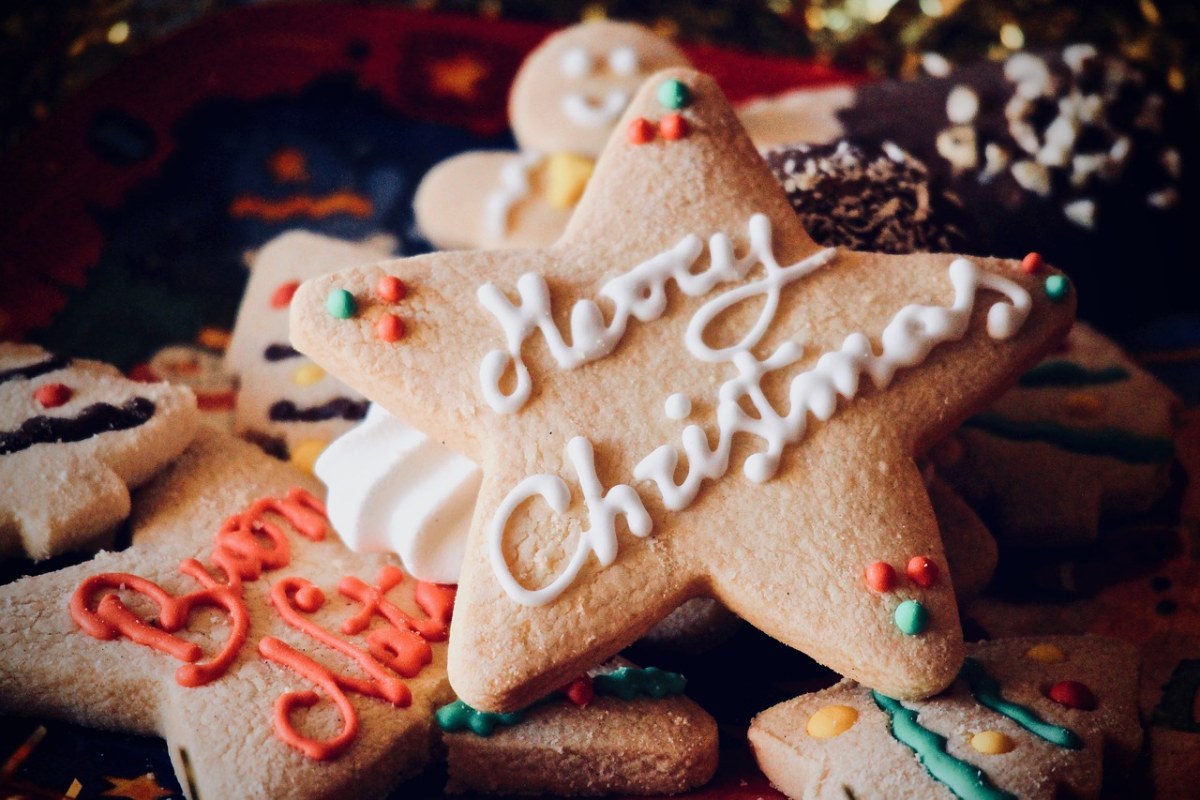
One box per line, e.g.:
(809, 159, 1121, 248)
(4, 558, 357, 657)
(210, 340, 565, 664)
(0, 343, 199, 560)
(750, 636, 1142, 799)
(225, 231, 391, 469)
(0, 430, 456, 799)
(292, 68, 1074, 709)
(414, 20, 691, 250)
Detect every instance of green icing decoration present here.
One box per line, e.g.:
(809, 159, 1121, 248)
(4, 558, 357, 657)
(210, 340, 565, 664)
(1018, 361, 1131, 388)
(872, 691, 1015, 800)
(326, 288, 356, 319)
(656, 79, 690, 110)
(894, 600, 928, 635)
(1150, 658, 1200, 732)
(960, 659, 1083, 749)
(435, 699, 524, 736)
(1044, 274, 1070, 302)
(593, 666, 686, 700)
(963, 413, 1175, 465)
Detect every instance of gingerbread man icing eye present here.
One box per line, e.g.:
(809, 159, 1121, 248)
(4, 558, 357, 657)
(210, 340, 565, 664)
(560, 47, 594, 78)
(607, 46, 639, 76)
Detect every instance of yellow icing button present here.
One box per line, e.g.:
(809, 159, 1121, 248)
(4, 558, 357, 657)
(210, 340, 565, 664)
(290, 439, 328, 474)
(970, 730, 1015, 755)
(1025, 643, 1066, 664)
(806, 705, 858, 738)
(292, 363, 325, 387)
(543, 152, 595, 209)
(1062, 391, 1105, 418)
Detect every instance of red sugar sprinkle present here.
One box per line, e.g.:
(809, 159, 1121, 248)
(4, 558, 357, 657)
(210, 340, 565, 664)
(376, 313, 405, 343)
(376, 275, 406, 303)
(906, 556, 939, 589)
(1047, 680, 1097, 711)
(34, 383, 73, 408)
(659, 113, 688, 141)
(1020, 253, 1043, 274)
(864, 561, 896, 593)
(627, 117, 655, 145)
(561, 675, 595, 707)
(270, 281, 300, 309)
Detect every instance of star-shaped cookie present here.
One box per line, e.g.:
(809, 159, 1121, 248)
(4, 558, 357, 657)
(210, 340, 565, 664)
(0, 430, 455, 799)
(291, 68, 1075, 710)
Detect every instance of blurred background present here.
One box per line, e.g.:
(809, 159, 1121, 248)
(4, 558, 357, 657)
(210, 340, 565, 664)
(4, 0, 1200, 151)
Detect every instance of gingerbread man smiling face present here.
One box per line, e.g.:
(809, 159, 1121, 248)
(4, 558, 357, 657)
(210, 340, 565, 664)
(509, 21, 692, 158)
(414, 21, 690, 251)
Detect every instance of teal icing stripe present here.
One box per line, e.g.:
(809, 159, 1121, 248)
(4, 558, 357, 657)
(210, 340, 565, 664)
(1019, 361, 1130, 388)
(435, 699, 525, 736)
(593, 666, 686, 700)
(434, 666, 689, 737)
(872, 691, 1015, 800)
(963, 413, 1175, 465)
(960, 659, 1083, 750)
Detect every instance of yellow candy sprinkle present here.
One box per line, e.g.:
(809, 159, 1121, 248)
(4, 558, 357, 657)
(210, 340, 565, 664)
(290, 439, 328, 474)
(543, 153, 595, 209)
(1025, 643, 1066, 664)
(806, 705, 858, 738)
(292, 363, 325, 387)
(1062, 391, 1105, 419)
(970, 730, 1015, 755)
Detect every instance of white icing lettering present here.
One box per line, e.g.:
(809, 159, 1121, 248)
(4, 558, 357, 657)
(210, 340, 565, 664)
(664, 393, 691, 420)
(486, 248, 1032, 605)
(488, 436, 651, 606)
(477, 213, 837, 412)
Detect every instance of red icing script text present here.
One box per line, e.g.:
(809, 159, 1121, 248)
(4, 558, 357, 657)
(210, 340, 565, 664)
(68, 488, 455, 761)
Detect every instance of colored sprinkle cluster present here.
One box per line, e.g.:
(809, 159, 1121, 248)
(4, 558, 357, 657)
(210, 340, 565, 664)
(324, 274, 409, 344)
(627, 78, 692, 146)
(863, 555, 940, 635)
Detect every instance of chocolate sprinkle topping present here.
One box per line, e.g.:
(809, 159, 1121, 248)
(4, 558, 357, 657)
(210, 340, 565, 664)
(767, 140, 972, 254)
